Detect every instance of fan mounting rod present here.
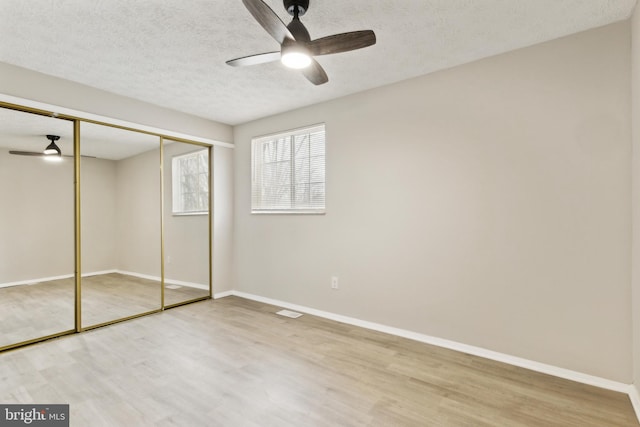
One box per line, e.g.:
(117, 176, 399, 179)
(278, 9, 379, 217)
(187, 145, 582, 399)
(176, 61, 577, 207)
(284, 0, 309, 17)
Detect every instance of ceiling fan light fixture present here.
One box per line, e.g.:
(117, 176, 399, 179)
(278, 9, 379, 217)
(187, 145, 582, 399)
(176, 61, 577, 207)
(227, 0, 375, 85)
(43, 134, 62, 160)
(281, 43, 311, 69)
(43, 142, 61, 156)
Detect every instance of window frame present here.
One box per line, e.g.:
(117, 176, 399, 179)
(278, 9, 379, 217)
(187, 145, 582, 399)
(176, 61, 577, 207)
(251, 123, 326, 215)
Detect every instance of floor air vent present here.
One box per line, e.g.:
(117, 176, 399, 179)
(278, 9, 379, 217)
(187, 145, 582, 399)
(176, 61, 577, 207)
(276, 309, 303, 319)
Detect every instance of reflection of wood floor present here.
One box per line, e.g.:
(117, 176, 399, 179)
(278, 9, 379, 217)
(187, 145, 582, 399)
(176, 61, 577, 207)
(0, 296, 637, 426)
(0, 272, 207, 348)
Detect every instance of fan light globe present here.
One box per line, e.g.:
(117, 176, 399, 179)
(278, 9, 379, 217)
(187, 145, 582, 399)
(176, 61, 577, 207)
(281, 51, 311, 69)
(281, 42, 312, 69)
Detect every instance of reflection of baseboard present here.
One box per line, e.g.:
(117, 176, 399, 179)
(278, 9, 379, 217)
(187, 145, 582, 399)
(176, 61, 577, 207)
(0, 270, 208, 291)
(0, 274, 74, 289)
(83, 270, 118, 277)
(164, 278, 208, 291)
(114, 270, 159, 283)
(0, 270, 117, 289)
(116, 270, 208, 291)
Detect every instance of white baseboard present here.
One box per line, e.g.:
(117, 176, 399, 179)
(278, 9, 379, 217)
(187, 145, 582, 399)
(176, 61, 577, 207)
(213, 290, 234, 299)
(629, 385, 640, 422)
(228, 290, 631, 395)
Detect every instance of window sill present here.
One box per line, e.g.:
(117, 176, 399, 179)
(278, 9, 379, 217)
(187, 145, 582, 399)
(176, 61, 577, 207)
(172, 211, 208, 217)
(251, 210, 326, 215)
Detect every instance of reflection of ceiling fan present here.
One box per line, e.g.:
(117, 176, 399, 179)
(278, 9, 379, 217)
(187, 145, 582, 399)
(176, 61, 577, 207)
(8, 135, 94, 159)
(226, 0, 376, 85)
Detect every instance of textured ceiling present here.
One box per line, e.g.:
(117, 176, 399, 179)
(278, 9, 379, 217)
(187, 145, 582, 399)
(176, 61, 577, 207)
(0, 0, 636, 126)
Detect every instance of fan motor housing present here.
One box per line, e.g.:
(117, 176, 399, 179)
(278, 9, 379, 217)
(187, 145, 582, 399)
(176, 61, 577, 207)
(284, 0, 309, 16)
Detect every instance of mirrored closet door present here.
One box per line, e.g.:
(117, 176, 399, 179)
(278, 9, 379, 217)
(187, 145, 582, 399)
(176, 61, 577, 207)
(0, 102, 214, 352)
(162, 138, 211, 306)
(80, 122, 162, 328)
(0, 107, 75, 349)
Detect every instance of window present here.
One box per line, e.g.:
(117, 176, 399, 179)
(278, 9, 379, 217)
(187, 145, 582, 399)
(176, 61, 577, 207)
(252, 124, 325, 213)
(172, 148, 209, 215)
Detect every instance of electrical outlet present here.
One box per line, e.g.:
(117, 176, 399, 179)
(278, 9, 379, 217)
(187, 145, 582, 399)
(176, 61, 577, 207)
(331, 276, 339, 290)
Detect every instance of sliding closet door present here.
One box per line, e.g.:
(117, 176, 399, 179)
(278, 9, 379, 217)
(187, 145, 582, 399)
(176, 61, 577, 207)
(0, 107, 75, 349)
(163, 139, 211, 306)
(80, 122, 162, 328)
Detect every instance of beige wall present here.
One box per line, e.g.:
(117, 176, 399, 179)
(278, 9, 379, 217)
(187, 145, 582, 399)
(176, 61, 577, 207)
(233, 22, 632, 382)
(631, 5, 640, 394)
(0, 147, 160, 282)
(0, 148, 74, 282)
(81, 157, 118, 273)
(213, 145, 234, 295)
(115, 148, 162, 277)
(0, 148, 123, 283)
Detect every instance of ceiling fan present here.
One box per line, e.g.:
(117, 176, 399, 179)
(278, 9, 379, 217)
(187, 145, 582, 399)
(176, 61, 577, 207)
(226, 0, 376, 85)
(9, 135, 94, 160)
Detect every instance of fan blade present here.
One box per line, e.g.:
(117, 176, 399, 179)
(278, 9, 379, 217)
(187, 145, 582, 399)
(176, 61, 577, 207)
(301, 59, 328, 85)
(9, 150, 94, 159)
(226, 51, 281, 67)
(9, 150, 44, 157)
(307, 30, 376, 56)
(242, 0, 294, 44)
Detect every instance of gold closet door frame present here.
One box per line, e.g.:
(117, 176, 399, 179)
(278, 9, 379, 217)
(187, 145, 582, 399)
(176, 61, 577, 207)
(0, 101, 213, 351)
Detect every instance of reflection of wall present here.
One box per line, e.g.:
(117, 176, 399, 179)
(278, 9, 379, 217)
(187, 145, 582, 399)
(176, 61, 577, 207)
(0, 151, 123, 285)
(163, 142, 209, 287)
(213, 146, 233, 294)
(1, 140, 226, 289)
(0, 149, 74, 284)
(81, 158, 117, 273)
(115, 149, 161, 277)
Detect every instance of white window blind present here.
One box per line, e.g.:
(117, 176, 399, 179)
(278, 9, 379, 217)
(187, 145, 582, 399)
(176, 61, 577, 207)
(172, 149, 209, 215)
(252, 124, 325, 213)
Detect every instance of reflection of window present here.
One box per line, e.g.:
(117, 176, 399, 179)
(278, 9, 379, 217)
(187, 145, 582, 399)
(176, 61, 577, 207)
(251, 124, 325, 214)
(172, 149, 209, 215)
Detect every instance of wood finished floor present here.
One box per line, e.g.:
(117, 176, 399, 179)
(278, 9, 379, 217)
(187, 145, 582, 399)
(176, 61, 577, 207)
(0, 272, 207, 348)
(0, 296, 637, 426)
